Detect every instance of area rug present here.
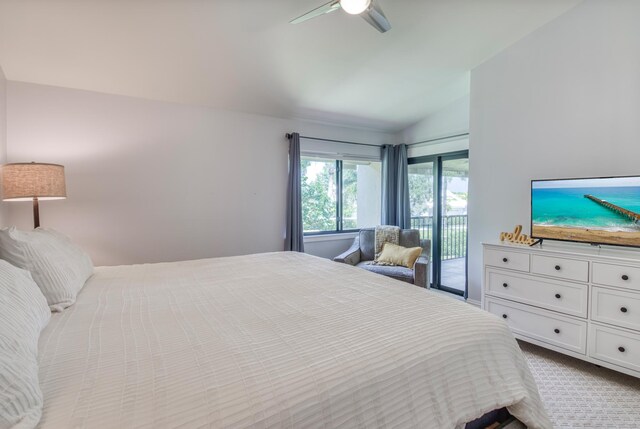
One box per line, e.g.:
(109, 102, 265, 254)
(519, 341, 640, 428)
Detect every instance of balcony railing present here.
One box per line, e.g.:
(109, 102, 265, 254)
(411, 215, 468, 260)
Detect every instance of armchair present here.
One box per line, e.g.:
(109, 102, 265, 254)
(334, 228, 431, 288)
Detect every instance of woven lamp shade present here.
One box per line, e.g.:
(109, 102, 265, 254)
(2, 163, 67, 201)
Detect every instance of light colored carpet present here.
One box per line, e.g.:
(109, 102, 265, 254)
(519, 341, 640, 428)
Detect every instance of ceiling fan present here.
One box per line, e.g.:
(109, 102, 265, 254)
(290, 0, 391, 33)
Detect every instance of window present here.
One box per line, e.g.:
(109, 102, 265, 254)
(301, 157, 381, 234)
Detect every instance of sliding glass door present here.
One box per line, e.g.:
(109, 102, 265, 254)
(439, 156, 469, 294)
(407, 161, 435, 284)
(408, 151, 469, 296)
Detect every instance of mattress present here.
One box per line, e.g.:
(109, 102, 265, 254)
(37, 252, 551, 428)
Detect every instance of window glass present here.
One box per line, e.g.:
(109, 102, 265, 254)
(342, 160, 381, 230)
(301, 158, 337, 233)
(301, 157, 381, 234)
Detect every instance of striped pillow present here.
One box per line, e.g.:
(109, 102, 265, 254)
(0, 227, 94, 312)
(0, 259, 50, 429)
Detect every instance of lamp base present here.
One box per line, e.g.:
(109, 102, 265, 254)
(33, 197, 40, 229)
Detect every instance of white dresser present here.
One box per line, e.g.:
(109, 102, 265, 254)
(482, 242, 640, 378)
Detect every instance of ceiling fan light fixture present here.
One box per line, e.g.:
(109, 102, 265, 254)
(339, 0, 371, 15)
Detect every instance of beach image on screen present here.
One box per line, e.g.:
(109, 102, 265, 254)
(531, 177, 640, 246)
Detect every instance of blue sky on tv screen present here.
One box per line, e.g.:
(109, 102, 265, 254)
(533, 177, 640, 189)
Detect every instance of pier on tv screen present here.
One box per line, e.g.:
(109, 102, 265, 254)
(531, 176, 640, 247)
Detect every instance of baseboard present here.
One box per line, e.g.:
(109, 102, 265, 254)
(466, 298, 481, 308)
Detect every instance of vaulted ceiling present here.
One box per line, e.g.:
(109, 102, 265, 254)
(0, 0, 582, 131)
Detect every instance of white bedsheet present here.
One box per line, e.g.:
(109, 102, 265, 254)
(37, 252, 551, 428)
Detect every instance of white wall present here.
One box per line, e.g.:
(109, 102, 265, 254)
(5, 82, 393, 265)
(402, 95, 469, 160)
(408, 136, 469, 159)
(356, 162, 381, 228)
(402, 96, 469, 145)
(303, 233, 357, 260)
(468, 0, 640, 301)
(0, 66, 6, 224)
(0, 67, 5, 157)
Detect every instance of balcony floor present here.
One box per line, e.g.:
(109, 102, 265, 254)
(440, 257, 466, 293)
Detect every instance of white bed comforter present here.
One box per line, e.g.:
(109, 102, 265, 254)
(37, 252, 551, 428)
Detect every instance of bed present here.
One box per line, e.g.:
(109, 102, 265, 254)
(36, 252, 550, 428)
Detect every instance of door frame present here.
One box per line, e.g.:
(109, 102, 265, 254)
(408, 150, 469, 297)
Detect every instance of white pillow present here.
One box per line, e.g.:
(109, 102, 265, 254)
(0, 259, 50, 429)
(0, 227, 94, 312)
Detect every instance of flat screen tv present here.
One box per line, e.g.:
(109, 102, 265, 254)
(531, 176, 640, 247)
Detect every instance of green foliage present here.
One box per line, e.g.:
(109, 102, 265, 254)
(409, 166, 469, 215)
(411, 215, 468, 259)
(452, 191, 467, 201)
(409, 170, 433, 217)
(301, 159, 336, 232)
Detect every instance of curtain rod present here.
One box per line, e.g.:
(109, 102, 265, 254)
(285, 131, 469, 148)
(407, 133, 469, 147)
(285, 133, 382, 148)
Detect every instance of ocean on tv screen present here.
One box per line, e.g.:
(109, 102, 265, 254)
(532, 177, 640, 233)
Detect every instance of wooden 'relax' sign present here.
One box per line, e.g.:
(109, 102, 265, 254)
(500, 225, 537, 245)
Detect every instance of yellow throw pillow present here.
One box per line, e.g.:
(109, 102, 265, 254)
(376, 243, 423, 268)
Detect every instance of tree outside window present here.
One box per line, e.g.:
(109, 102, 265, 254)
(301, 157, 380, 234)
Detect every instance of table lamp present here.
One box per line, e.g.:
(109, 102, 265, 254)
(2, 162, 67, 228)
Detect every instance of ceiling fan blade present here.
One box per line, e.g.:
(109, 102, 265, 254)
(290, 0, 341, 24)
(360, 1, 391, 33)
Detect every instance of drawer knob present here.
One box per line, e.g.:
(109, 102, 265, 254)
(621, 307, 628, 313)
(554, 328, 560, 334)
(619, 346, 626, 353)
(622, 274, 629, 281)
(502, 283, 508, 288)
(555, 265, 561, 271)
(555, 293, 561, 299)
(502, 314, 507, 319)
(502, 257, 508, 263)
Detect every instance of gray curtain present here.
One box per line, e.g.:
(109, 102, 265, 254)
(395, 144, 411, 228)
(381, 144, 411, 228)
(381, 144, 397, 225)
(285, 132, 305, 252)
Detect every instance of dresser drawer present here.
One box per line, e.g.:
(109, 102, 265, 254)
(486, 298, 587, 354)
(484, 249, 530, 272)
(593, 262, 640, 292)
(485, 269, 588, 318)
(592, 286, 640, 331)
(589, 324, 640, 373)
(531, 254, 588, 282)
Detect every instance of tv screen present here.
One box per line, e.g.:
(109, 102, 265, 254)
(531, 176, 640, 247)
